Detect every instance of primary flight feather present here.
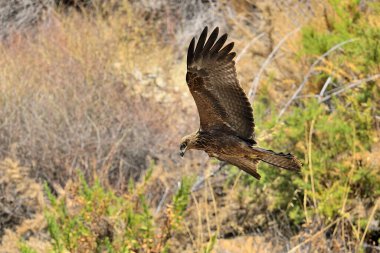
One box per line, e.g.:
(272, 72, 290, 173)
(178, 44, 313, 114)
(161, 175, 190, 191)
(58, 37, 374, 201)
(180, 27, 301, 179)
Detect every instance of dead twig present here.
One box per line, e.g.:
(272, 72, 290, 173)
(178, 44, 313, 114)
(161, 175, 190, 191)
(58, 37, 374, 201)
(281, 74, 380, 104)
(236, 33, 265, 63)
(191, 162, 227, 192)
(278, 38, 358, 119)
(318, 76, 332, 102)
(155, 187, 169, 215)
(319, 74, 380, 103)
(288, 218, 341, 253)
(358, 199, 380, 249)
(248, 27, 301, 101)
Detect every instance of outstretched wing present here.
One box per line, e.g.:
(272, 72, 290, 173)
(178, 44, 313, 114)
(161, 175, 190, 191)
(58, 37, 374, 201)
(186, 26, 255, 143)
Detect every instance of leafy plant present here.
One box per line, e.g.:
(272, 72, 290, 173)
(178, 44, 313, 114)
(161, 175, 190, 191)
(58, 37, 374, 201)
(43, 169, 193, 253)
(234, 0, 380, 250)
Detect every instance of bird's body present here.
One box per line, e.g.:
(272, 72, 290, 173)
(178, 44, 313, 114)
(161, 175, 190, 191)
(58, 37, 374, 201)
(185, 130, 251, 158)
(180, 26, 301, 179)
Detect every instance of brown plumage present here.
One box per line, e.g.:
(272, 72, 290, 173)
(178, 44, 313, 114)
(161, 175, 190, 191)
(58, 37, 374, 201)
(180, 27, 301, 179)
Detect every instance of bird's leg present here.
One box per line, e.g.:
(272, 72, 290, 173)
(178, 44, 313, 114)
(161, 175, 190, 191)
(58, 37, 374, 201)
(191, 161, 228, 192)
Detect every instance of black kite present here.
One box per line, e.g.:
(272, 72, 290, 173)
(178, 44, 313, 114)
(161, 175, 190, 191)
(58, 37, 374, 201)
(180, 27, 301, 179)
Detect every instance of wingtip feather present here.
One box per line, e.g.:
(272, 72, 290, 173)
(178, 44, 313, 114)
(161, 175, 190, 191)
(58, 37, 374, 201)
(217, 42, 235, 60)
(225, 52, 236, 62)
(188, 27, 237, 66)
(210, 33, 228, 58)
(194, 26, 208, 61)
(202, 27, 219, 56)
(187, 37, 195, 66)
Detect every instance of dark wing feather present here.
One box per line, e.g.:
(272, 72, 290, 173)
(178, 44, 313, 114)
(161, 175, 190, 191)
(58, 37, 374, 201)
(186, 26, 255, 143)
(224, 156, 261, 179)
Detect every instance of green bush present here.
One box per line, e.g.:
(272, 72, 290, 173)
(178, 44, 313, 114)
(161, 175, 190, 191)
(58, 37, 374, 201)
(44, 171, 192, 252)
(236, 0, 379, 247)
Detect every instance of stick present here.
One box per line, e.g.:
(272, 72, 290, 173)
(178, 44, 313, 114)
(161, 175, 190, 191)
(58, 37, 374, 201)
(191, 162, 227, 192)
(278, 38, 358, 119)
(318, 76, 331, 102)
(155, 187, 169, 214)
(359, 199, 379, 249)
(288, 218, 341, 253)
(248, 27, 301, 101)
(236, 33, 265, 63)
(319, 74, 380, 103)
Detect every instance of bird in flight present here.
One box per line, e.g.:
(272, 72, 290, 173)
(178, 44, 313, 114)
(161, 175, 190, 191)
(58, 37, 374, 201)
(179, 26, 301, 179)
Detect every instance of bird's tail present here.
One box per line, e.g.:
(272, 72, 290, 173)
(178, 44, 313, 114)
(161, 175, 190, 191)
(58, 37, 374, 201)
(252, 147, 302, 171)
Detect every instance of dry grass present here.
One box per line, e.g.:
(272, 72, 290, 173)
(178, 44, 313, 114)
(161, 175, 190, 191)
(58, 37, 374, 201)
(0, 0, 53, 40)
(0, 159, 49, 252)
(0, 3, 211, 250)
(0, 2, 193, 189)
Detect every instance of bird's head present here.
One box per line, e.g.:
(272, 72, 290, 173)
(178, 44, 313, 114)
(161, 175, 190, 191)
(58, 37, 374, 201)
(179, 133, 198, 157)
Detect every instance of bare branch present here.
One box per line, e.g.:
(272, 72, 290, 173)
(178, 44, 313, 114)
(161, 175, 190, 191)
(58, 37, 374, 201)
(319, 74, 380, 103)
(278, 38, 358, 119)
(276, 74, 379, 106)
(155, 187, 169, 215)
(248, 27, 301, 101)
(318, 76, 332, 102)
(236, 33, 265, 63)
(191, 162, 227, 192)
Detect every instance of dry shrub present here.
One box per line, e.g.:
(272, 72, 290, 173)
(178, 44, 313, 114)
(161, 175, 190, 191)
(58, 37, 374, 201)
(0, 2, 195, 190)
(0, 214, 52, 253)
(0, 0, 53, 40)
(0, 159, 48, 250)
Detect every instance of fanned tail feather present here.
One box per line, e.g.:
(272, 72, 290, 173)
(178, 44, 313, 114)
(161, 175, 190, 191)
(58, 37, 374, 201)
(252, 147, 302, 171)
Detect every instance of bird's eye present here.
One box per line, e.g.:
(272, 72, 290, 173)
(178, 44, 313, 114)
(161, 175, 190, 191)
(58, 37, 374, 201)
(180, 143, 186, 150)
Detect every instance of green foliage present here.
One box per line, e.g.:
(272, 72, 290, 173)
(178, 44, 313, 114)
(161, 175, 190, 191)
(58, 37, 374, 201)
(237, 0, 380, 244)
(19, 243, 38, 253)
(172, 177, 193, 218)
(302, 0, 380, 74)
(203, 234, 217, 253)
(246, 86, 379, 246)
(44, 170, 187, 252)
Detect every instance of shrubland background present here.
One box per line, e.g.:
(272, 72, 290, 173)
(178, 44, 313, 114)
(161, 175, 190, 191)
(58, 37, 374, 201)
(0, 0, 379, 252)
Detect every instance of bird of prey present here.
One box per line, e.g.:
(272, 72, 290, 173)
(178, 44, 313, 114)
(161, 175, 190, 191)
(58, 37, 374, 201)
(179, 26, 301, 179)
